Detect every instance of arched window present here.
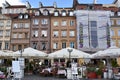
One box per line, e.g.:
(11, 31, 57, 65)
(43, 9, 49, 16)
(61, 10, 66, 16)
(54, 10, 59, 16)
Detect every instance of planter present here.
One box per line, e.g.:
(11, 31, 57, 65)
(97, 75, 102, 79)
(87, 72, 97, 79)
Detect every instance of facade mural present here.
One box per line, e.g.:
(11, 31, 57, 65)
(75, 10, 111, 52)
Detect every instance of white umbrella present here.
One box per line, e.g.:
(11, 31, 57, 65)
(103, 46, 120, 58)
(0, 50, 14, 58)
(48, 47, 91, 58)
(13, 47, 48, 58)
(91, 51, 104, 58)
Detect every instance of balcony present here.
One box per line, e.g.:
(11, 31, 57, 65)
(11, 38, 29, 44)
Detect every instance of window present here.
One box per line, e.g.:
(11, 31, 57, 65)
(0, 30, 3, 36)
(13, 23, 18, 28)
(19, 14, 23, 19)
(19, 23, 24, 28)
(12, 45, 16, 51)
(62, 42, 66, 48)
(70, 31, 75, 37)
(43, 10, 48, 15)
(70, 20, 74, 26)
(24, 14, 28, 19)
(53, 42, 58, 49)
(35, 11, 40, 16)
(111, 20, 114, 25)
(41, 30, 47, 37)
(53, 21, 59, 26)
(42, 42, 46, 50)
(61, 31, 67, 37)
(61, 20, 67, 26)
(32, 42, 37, 49)
(18, 33, 22, 38)
(5, 42, 9, 50)
(32, 30, 38, 37)
(13, 33, 17, 38)
(62, 12, 66, 16)
(6, 30, 10, 36)
(24, 23, 29, 28)
(0, 21, 4, 27)
(33, 19, 39, 25)
(118, 12, 120, 16)
(0, 42, 2, 50)
(69, 11, 73, 16)
(53, 31, 58, 37)
(41, 19, 48, 25)
(54, 11, 58, 16)
(111, 30, 114, 36)
(70, 42, 74, 48)
(117, 19, 120, 25)
(111, 12, 114, 16)
(6, 20, 11, 27)
(118, 30, 120, 36)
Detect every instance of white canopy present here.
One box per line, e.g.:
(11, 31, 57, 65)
(48, 47, 91, 58)
(103, 46, 120, 57)
(0, 50, 14, 58)
(13, 47, 47, 58)
(91, 46, 120, 58)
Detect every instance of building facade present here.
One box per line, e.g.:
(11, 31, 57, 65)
(0, 14, 11, 50)
(51, 8, 77, 52)
(10, 13, 31, 51)
(29, 3, 55, 53)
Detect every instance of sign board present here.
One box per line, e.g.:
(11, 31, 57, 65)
(18, 58, 25, 69)
(71, 63, 78, 74)
(12, 61, 20, 72)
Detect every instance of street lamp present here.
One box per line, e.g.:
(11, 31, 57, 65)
(19, 49, 24, 57)
(67, 48, 73, 67)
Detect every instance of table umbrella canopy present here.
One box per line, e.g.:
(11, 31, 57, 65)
(13, 47, 48, 58)
(103, 46, 120, 58)
(48, 47, 91, 58)
(0, 50, 14, 58)
(91, 46, 120, 58)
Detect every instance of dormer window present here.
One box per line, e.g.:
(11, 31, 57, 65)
(35, 11, 40, 16)
(43, 10, 48, 16)
(24, 14, 28, 19)
(69, 11, 73, 16)
(19, 14, 23, 19)
(62, 11, 66, 16)
(54, 11, 59, 16)
(117, 12, 120, 16)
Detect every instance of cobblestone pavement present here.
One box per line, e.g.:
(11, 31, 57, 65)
(5, 75, 115, 80)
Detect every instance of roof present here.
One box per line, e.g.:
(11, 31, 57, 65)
(5, 5, 26, 8)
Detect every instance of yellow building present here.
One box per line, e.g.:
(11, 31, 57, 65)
(0, 14, 11, 50)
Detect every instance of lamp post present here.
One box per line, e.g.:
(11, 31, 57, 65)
(67, 48, 73, 67)
(19, 49, 24, 58)
(18, 48, 24, 79)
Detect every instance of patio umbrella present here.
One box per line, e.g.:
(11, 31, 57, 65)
(103, 46, 120, 58)
(13, 47, 48, 58)
(48, 47, 91, 59)
(0, 50, 14, 58)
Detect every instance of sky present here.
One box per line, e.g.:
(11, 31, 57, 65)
(0, 0, 114, 8)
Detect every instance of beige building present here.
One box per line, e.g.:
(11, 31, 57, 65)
(51, 8, 77, 52)
(0, 14, 11, 50)
(10, 13, 31, 51)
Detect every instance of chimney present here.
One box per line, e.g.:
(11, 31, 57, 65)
(39, 2, 43, 8)
(53, 2, 57, 8)
(26, 1, 31, 9)
(93, 0, 97, 4)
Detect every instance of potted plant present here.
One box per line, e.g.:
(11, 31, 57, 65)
(96, 68, 103, 79)
(86, 67, 97, 79)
